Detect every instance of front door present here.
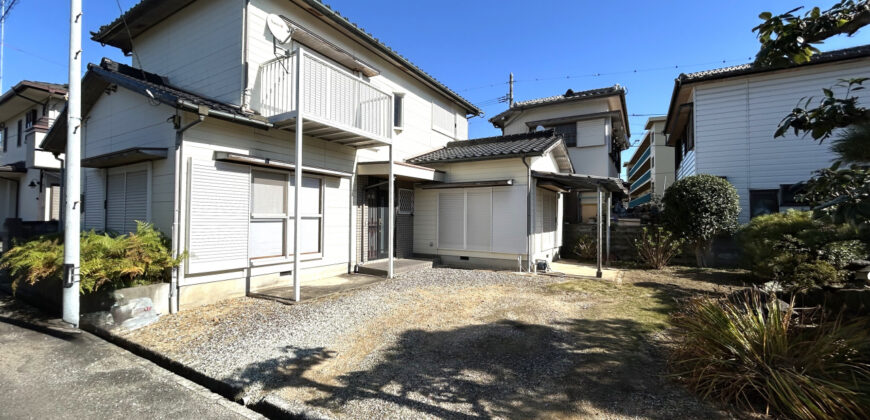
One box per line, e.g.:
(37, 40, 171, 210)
(366, 186, 388, 260)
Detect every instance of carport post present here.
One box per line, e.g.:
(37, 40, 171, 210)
(388, 146, 394, 278)
(292, 46, 305, 302)
(596, 185, 602, 278)
(606, 192, 612, 266)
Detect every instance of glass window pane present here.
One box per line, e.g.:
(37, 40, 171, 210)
(287, 217, 321, 254)
(249, 220, 284, 258)
(252, 171, 286, 215)
(289, 176, 321, 216)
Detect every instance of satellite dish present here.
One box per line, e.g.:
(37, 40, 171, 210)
(267, 14, 292, 44)
(535, 125, 546, 132)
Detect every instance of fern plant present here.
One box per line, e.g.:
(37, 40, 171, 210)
(1, 222, 185, 294)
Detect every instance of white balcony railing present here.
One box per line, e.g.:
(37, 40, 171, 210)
(254, 49, 392, 143)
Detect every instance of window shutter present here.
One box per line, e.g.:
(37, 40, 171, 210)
(187, 161, 250, 273)
(437, 192, 464, 249)
(491, 188, 526, 254)
(84, 169, 106, 230)
(124, 170, 148, 233)
(465, 190, 492, 251)
(105, 172, 126, 232)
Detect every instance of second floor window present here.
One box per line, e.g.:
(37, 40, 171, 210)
(25, 109, 38, 130)
(17, 120, 22, 147)
(551, 123, 577, 147)
(393, 94, 404, 129)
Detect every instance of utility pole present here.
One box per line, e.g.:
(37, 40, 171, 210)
(1, 0, 6, 93)
(508, 72, 514, 107)
(63, 0, 82, 327)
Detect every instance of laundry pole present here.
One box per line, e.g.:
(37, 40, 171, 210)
(292, 47, 304, 302)
(387, 146, 394, 278)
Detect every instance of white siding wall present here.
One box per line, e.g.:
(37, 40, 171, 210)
(179, 117, 355, 285)
(693, 59, 870, 222)
(247, 0, 469, 163)
(133, 0, 244, 105)
(81, 89, 176, 232)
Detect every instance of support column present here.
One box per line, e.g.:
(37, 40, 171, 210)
(387, 146, 394, 278)
(293, 47, 304, 302)
(62, 0, 82, 327)
(596, 186, 602, 278)
(606, 192, 612, 266)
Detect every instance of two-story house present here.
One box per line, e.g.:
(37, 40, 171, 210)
(665, 44, 870, 223)
(488, 86, 630, 222)
(41, 0, 624, 310)
(0, 80, 67, 248)
(624, 116, 674, 207)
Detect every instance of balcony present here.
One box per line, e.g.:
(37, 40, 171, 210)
(629, 193, 652, 208)
(253, 49, 392, 148)
(630, 171, 651, 193)
(627, 147, 650, 179)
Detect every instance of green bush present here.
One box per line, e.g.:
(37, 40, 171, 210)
(670, 289, 870, 420)
(792, 261, 840, 290)
(662, 174, 740, 267)
(633, 226, 684, 269)
(571, 233, 597, 261)
(0, 222, 184, 294)
(737, 211, 867, 286)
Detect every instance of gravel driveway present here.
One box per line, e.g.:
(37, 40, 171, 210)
(125, 268, 733, 419)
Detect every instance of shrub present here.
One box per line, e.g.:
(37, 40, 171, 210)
(670, 289, 870, 420)
(662, 174, 740, 267)
(791, 261, 840, 290)
(821, 240, 869, 270)
(0, 222, 184, 294)
(633, 226, 684, 269)
(737, 210, 820, 279)
(571, 233, 597, 260)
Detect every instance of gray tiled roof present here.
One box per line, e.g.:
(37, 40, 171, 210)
(489, 85, 625, 124)
(407, 129, 563, 164)
(679, 44, 870, 83)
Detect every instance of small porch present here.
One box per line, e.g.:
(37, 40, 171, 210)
(250, 273, 385, 304)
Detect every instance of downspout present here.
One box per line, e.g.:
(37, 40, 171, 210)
(521, 155, 533, 272)
(52, 152, 64, 232)
(170, 111, 206, 314)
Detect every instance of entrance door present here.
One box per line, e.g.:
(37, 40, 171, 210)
(366, 186, 388, 260)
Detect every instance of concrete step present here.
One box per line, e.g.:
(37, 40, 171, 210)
(358, 259, 433, 277)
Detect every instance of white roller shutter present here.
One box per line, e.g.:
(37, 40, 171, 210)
(437, 192, 464, 250)
(465, 190, 491, 251)
(105, 168, 148, 234)
(187, 160, 250, 274)
(105, 172, 125, 232)
(492, 187, 527, 254)
(84, 169, 106, 230)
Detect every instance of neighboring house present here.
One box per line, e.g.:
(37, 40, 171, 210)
(664, 44, 870, 222)
(488, 86, 630, 223)
(624, 116, 674, 207)
(0, 81, 67, 247)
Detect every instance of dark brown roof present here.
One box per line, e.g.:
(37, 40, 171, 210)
(407, 129, 564, 165)
(91, 0, 480, 116)
(678, 44, 870, 84)
(0, 80, 67, 112)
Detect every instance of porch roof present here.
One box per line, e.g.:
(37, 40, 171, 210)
(531, 171, 628, 196)
(357, 161, 444, 182)
(81, 147, 169, 168)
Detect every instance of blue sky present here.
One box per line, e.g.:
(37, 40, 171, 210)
(3, 0, 869, 175)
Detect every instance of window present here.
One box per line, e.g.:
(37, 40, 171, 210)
(106, 168, 149, 233)
(551, 123, 577, 147)
(1, 126, 5, 152)
(432, 102, 455, 137)
(750, 190, 779, 219)
(25, 109, 37, 130)
(685, 112, 695, 152)
(17, 119, 22, 147)
(249, 171, 324, 259)
(398, 188, 414, 214)
(393, 94, 404, 129)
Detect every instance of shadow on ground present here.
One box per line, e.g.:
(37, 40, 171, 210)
(228, 317, 719, 419)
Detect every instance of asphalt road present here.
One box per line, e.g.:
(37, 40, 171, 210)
(0, 295, 263, 420)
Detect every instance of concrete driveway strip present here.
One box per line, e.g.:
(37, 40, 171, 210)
(0, 295, 263, 420)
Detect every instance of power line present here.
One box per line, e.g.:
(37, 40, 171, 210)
(457, 56, 755, 93)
